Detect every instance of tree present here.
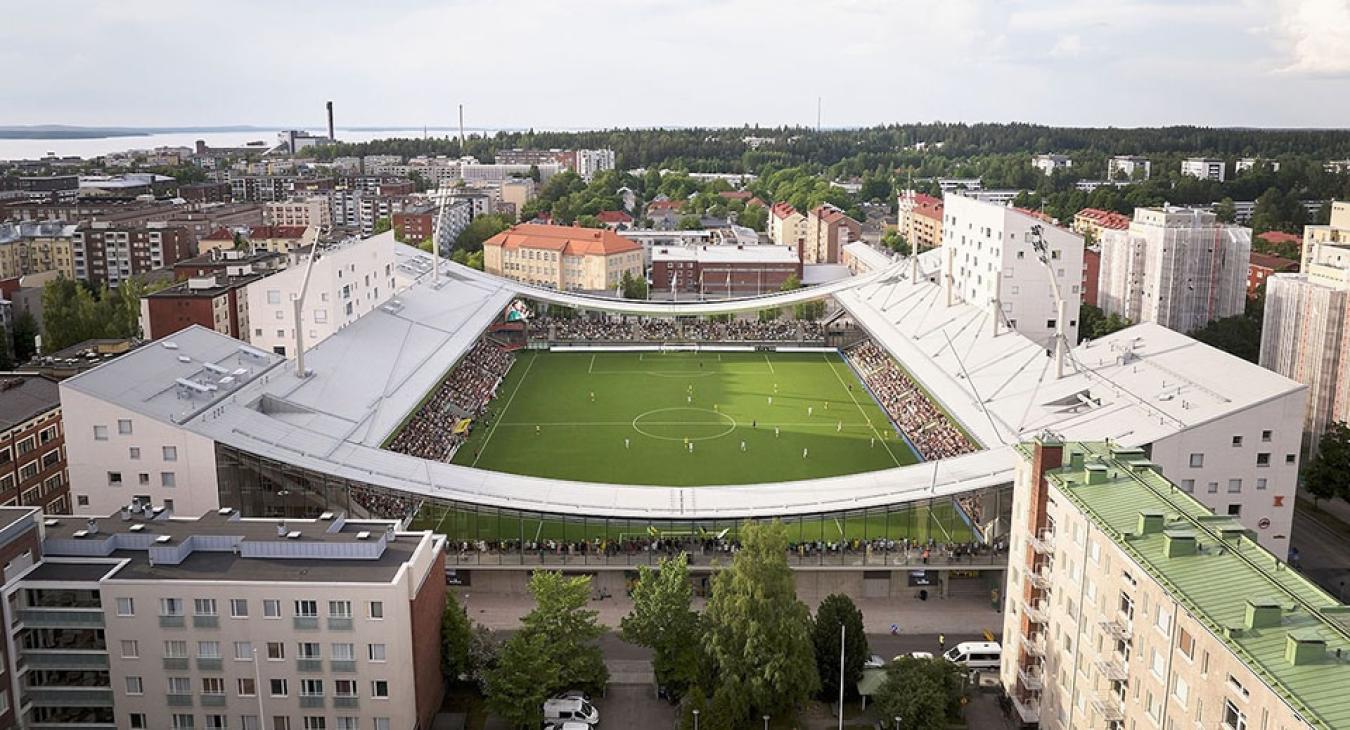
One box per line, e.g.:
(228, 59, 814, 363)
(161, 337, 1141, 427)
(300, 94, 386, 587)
(873, 657, 964, 730)
(372, 217, 392, 236)
(456, 213, 512, 252)
(1305, 422, 1350, 504)
(812, 594, 869, 701)
(11, 310, 37, 363)
(1189, 312, 1262, 363)
(621, 553, 703, 698)
(677, 214, 704, 230)
(1077, 304, 1130, 343)
(881, 229, 910, 256)
(703, 520, 818, 724)
(520, 571, 609, 692)
(484, 630, 558, 729)
(737, 202, 768, 232)
(1215, 197, 1238, 224)
(620, 271, 648, 299)
(441, 592, 473, 681)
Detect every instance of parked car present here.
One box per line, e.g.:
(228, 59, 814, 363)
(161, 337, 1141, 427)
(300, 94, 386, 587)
(543, 723, 592, 730)
(550, 690, 592, 702)
(863, 654, 887, 668)
(542, 697, 600, 725)
(942, 641, 1002, 670)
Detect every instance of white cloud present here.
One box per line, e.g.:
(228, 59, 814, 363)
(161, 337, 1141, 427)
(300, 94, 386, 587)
(1049, 34, 1083, 59)
(1274, 0, 1350, 75)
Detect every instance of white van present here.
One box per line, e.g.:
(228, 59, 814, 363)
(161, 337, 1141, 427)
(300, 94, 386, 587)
(942, 641, 1002, 669)
(542, 697, 600, 725)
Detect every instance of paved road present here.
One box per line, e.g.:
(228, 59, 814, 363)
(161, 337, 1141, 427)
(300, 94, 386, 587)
(1291, 499, 1350, 601)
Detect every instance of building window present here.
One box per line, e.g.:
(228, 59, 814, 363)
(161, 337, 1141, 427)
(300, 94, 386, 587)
(1189, 453, 1204, 468)
(168, 676, 192, 694)
(1286, 454, 1296, 464)
(117, 597, 135, 616)
(198, 641, 221, 659)
(1231, 436, 1242, 447)
(263, 599, 281, 618)
(94, 425, 108, 441)
(108, 471, 123, 486)
(125, 676, 143, 695)
(1223, 699, 1247, 730)
(370, 680, 389, 699)
(1261, 430, 1272, 442)
(368, 601, 383, 619)
(266, 641, 285, 660)
(202, 677, 226, 696)
(1207, 482, 1218, 494)
(118, 419, 133, 435)
(298, 642, 321, 659)
(194, 598, 217, 616)
(162, 472, 176, 488)
(234, 641, 253, 660)
(121, 640, 139, 658)
(331, 643, 354, 661)
(303, 719, 326, 730)
(172, 715, 195, 730)
(1256, 478, 1267, 490)
(329, 600, 352, 618)
(1180, 479, 1195, 493)
(1256, 453, 1270, 467)
(300, 679, 324, 698)
(205, 716, 227, 730)
(165, 640, 188, 658)
(368, 643, 386, 662)
(269, 679, 288, 697)
(131, 714, 148, 729)
(230, 598, 248, 617)
(1227, 479, 1242, 493)
(1228, 504, 1242, 516)
(239, 677, 257, 697)
(295, 600, 318, 618)
(163, 446, 178, 461)
(273, 718, 290, 730)
(161, 598, 184, 617)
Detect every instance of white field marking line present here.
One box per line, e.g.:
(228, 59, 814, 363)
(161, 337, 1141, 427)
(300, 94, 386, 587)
(834, 517, 844, 537)
(588, 354, 595, 374)
(825, 354, 903, 468)
(589, 369, 717, 378)
(764, 353, 776, 374)
(930, 504, 953, 542)
(496, 421, 879, 427)
(471, 352, 538, 467)
(533, 520, 544, 543)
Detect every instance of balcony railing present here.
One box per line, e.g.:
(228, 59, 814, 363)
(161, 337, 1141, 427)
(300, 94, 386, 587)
(1010, 695, 1040, 724)
(1022, 633, 1046, 658)
(1094, 657, 1128, 682)
(327, 617, 353, 631)
(1023, 600, 1049, 624)
(1091, 693, 1125, 722)
(196, 658, 223, 671)
(23, 687, 115, 707)
(1027, 529, 1055, 555)
(162, 657, 189, 671)
(296, 659, 323, 672)
(17, 609, 105, 628)
(334, 696, 358, 709)
(158, 615, 185, 628)
(1099, 618, 1132, 641)
(166, 693, 193, 707)
(293, 616, 319, 630)
(21, 651, 109, 670)
(330, 659, 356, 673)
(1017, 664, 1044, 691)
(299, 695, 325, 708)
(192, 615, 219, 629)
(201, 694, 226, 707)
(1028, 569, 1053, 590)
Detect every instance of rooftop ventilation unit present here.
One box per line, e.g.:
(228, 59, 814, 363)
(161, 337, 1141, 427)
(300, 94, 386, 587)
(239, 344, 271, 360)
(177, 355, 191, 363)
(154, 534, 172, 543)
(202, 362, 229, 375)
(129, 524, 145, 532)
(320, 511, 334, 520)
(356, 531, 371, 540)
(217, 507, 233, 516)
(72, 529, 88, 538)
(175, 378, 218, 395)
(286, 531, 301, 540)
(161, 341, 179, 350)
(43, 518, 57, 527)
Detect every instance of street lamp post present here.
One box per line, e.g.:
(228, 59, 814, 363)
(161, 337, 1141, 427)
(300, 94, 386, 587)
(693, 709, 700, 730)
(763, 714, 770, 730)
(894, 716, 902, 729)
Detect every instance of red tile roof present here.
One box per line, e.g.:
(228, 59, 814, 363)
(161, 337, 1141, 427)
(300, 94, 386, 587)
(250, 225, 307, 239)
(1074, 208, 1131, 231)
(595, 210, 633, 224)
(647, 199, 684, 212)
(770, 201, 799, 220)
(811, 204, 857, 225)
(747, 197, 767, 208)
(1249, 252, 1298, 271)
(1257, 230, 1301, 246)
(486, 223, 641, 257)
(718, 190, 753, 201)
(203, 227, 234, 241)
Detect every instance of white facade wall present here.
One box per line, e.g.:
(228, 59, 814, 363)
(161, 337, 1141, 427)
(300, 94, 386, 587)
(59, 386, 222, 517)
(246, 233, 398, 358)
(573, 149, 616, 181)
(1181, 158, 1226, 182)
(1260, 273, 1350, 446)
(1107, 156, 1151, 181)
(942, 194, 1084, 349)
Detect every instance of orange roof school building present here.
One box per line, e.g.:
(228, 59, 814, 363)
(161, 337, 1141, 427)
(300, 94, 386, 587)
(483, 223, 644, 292)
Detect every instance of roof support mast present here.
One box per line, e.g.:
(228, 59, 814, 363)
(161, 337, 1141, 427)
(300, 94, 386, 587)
(1026, 224, 1068, 380)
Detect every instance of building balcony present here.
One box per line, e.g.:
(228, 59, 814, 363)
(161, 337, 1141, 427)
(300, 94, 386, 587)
(200, 694, 226, 707)
(293, 616, 319, 630)
(1094, 657, 1128, 682)
(1091, 693, 1125, 722)
(1022, 633, 1046, 658)
(327, 617, 353, 631)
(1027, 529, 1055, 555)
(296, 659, 323, 672)
(1099, 618, 1132, 641)
(28, 723, 118, 730)
(166, 693, 193, 707)
(17, 609, 105, 629)
(1028, 568, 1053, 590)
(299, 695, 325, 708)
(1010, 695, 1040, 724)
(330, 659, 356, 673)
(334, 696, 358, 709)
(1017, 664, 1044, 692)
(23, 687, 115, 708)
(20, 650, 109, 671)
(196, 657, 223, 671)
(192, 615, 219, 629)
(1023, 600, 1050, 624)
(158, 615, 185, 628)
(162, 657, 189, 671)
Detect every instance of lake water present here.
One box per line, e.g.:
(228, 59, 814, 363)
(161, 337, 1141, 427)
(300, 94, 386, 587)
(0, 128, 496, 161)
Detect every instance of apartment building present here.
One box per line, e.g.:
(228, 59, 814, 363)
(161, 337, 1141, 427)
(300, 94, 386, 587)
(1107, 155, 1152, 181)
(0, 221, 77, 279)
(1002, 439, 1348, 730)
(391, 200, 472, 252)
(650, 244, 801, 297)
(896, 191, 943, 251)
(246, 226, 312, 255)
(1032, 154, 1072, 176)
(1248, 252, 1298, 298)
(266, 197, 333, 229)
(0, 375, 69, 513)
(803, 204, 861, 265)
(173, 248, 288, 282)
(483, 223, 643, 292)
(573, 149, 616, 180)
(1260, 202, 1350, 447)
(0, 505, 446, 730)
(141, 274, 259, 341)
(179, 182, 231, 204)
(1071, 208, 1131, 243)
(1098, 207, 1251, 334)
(1237, 158, 1281, 173)
(330, 191, 412, 238)
(246, 232, 398, 358)
(942, 193, 1085, 349)
(72, 222, 196, 287)
(767, 202, 806, 247)
(1181, 157, 1226, 182)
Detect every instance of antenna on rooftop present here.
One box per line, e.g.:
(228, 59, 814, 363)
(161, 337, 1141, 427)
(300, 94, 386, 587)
(816, 97, 822, 132)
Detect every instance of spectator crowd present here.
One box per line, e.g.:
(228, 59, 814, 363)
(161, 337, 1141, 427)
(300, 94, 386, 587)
(530, 316, 824, 343)
(845, 341, 978, 461)
(387, 341, 514, 462)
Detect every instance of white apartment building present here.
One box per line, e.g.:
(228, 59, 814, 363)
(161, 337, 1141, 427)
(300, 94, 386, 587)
(1260, 202, 1350, 447)
(459, 163, 561, 184)
(1002, 439, 1347, 730)
(1181, 157, 1226, 182)
(1237, 157, 1281, 173)
(330, 191, 410, 237)
(266, 197, 332, 229)
(942, 193, 1085, 349)
(246, 232, 399, 358)
(573, 149, 616, 180)
(1107, 155, 1152, 181)
(1031, 154, 1072, 176)
(768, 202, 807, 247)
(1098, 207, 1251, 334)
(0, 505, 447, 730)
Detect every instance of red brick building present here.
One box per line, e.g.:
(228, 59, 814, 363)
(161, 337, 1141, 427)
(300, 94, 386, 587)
(1082, 246, 1101, 306)
(71, 222, 195, 287)
(0, 507, 41, 728)
(0, 375, 69, 514)
(651, 244, 802, 297)
(177, 182, 230, 203)
(141, 273, 260, 340)
(172, 247, 287, 281)
(1248, 251, 1298, 298)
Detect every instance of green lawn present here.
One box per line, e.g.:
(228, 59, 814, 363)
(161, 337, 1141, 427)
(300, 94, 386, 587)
(446, 350, 919, 486)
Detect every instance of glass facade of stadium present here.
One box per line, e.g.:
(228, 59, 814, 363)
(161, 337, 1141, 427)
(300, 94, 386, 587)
(216, 443, 1013, 568)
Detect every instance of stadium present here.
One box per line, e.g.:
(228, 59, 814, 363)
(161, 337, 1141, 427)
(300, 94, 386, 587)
(60, 233, 1305, 587)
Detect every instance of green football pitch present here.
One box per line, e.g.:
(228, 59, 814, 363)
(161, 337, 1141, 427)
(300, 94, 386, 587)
(442, 349, 920, 486)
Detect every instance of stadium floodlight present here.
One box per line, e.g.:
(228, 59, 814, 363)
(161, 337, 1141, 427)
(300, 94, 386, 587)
(1024, 224, 1068, 379)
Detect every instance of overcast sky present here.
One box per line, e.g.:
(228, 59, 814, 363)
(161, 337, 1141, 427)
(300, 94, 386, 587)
(4, 0, 1350, 130)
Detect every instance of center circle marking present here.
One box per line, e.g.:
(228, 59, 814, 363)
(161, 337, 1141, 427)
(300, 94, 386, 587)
(631, 407, 737, 442)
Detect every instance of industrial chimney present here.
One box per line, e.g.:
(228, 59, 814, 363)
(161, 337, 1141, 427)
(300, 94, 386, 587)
(326, 101, 335, 140)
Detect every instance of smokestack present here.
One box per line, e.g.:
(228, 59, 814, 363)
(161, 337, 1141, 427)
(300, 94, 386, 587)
(326, 101, 335, 140)
(459, 104, 465, 151)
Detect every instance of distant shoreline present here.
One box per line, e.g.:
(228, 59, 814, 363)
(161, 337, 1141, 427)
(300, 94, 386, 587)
(0, 125, 526, 140)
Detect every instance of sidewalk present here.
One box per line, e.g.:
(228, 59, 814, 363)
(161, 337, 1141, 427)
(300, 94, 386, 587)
(454, 587, 1001, 635)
